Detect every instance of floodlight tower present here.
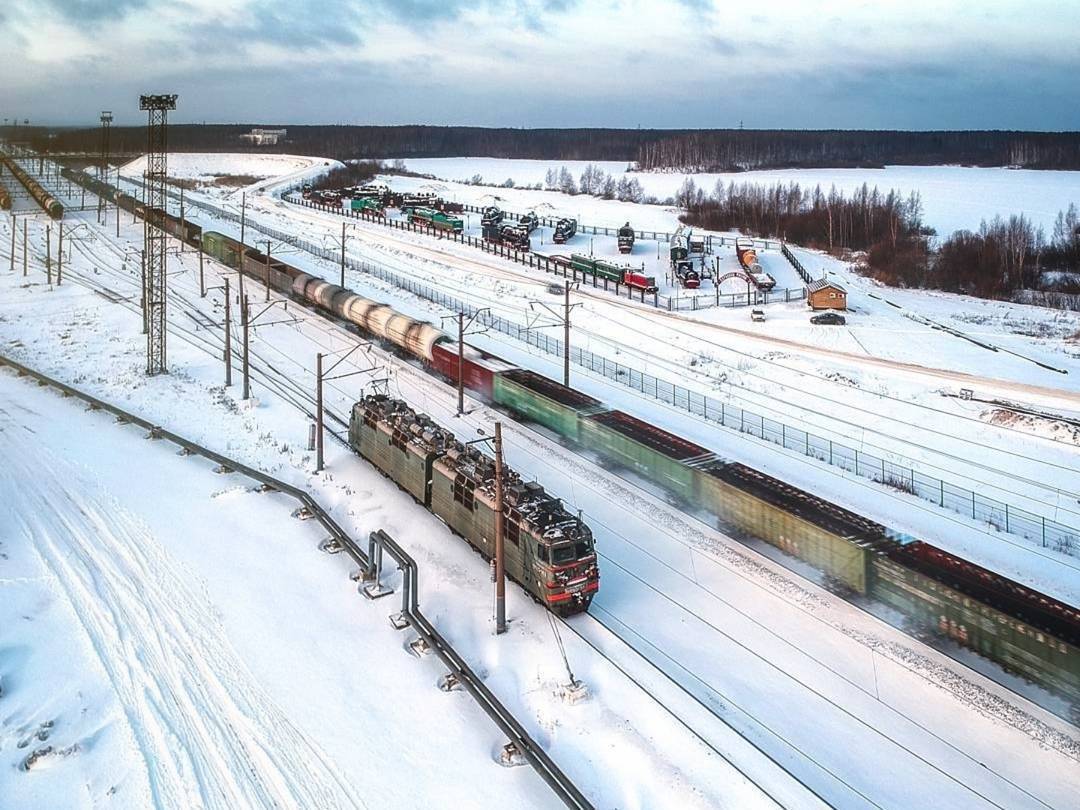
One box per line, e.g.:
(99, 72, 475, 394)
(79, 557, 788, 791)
(98, 111, 113, 222)
(140, 93, 177, 375)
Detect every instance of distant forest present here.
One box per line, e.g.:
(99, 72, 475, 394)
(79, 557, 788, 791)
(22, 125, 1080, 171)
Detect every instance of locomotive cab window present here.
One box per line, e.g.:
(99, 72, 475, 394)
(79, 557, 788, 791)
(536, 544, 549, 563)
(551, 544, 575, 564)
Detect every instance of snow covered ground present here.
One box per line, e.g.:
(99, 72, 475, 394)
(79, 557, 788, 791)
(396, 157, 1080, 237)
(5, 151, 1080, 808)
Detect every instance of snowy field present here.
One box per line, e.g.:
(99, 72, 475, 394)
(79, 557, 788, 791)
(396, 157, 1080, 237)
(4, 151, 1080, 808)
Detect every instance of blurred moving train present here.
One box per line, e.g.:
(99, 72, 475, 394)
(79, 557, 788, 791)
(61, 164, 1080, 713)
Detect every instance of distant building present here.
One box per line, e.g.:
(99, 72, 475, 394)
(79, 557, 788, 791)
(240, 128, 287, 146)
(806, 278, 847, 310)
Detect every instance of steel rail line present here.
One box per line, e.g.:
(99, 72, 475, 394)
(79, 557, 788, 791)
(0, 352, 594, 810)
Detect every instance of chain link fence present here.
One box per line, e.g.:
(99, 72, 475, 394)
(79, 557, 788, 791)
(130, 175, 1080, 557)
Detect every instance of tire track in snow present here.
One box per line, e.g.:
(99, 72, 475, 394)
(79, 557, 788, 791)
(0, 421, 368, 810)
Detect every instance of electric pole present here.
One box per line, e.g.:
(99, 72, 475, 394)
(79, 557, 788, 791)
(56, 221, 62, 285)
(223, 277, 232, 386)
(441, 309, 489, 416)
(242, 293, 250, 400)
(22, 220, 27, 276)
(563, 280, 571, 387)
(238, 190, 247, 302)
(265, 240, 271, 302)
(98, 111, 112, 225)
(8, 214, 14, 273)
(45, 225, 51, 284)
(527, 282, 580, 388)
(494, 421, 506, 635)
(314, 343, 375, 472)
(340, 220, 347, 286)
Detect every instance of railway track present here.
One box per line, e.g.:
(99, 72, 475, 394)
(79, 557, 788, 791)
(237, 194, 1080, 525)
(0, 350, 594, 810)
(271, 192, 1080, 405)
(17, 177, 1080, 806)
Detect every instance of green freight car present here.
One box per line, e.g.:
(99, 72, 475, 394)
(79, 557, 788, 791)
(201, 231, 242, 268)
(578, 410, 702, 503)
(493, 369, 605, 443)
(406, 206, 463, 233)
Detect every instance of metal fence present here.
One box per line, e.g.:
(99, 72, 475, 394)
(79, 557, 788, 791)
(131, 175, 1080, 556)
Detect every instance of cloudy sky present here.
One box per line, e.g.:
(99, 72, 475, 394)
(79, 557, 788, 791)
(3, 0, 1078, 130)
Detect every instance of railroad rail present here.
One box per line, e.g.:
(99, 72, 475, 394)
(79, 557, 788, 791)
(0, 351, 594, 810)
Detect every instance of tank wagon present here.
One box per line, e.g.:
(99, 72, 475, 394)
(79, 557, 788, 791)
(350, 395, 599, 614)
(617, 222, 635, 254)
(1, 154, 63, 219)
(59, 162, 1080, 710)
(735, 236, 776, 290)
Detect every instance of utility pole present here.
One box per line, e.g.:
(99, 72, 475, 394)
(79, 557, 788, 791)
(8, 214, 14, 273)
(340, 220, 346, 286)
(494, 421, 506, 635)
(223, 277, 232, 386)
(242, 293, 250, 400)
(314, 343, 375, 472)
(98, 111, 112, 226)
(198, 239, 205, 297)
(22, 220, 27, 276)
(179, 184, 185, 252)
(316, 352, 323, 470)
(440, 309, 489, 416)
(458, 313, 465, 414)
(56, 221, 62, 285)
(238, 191, 247, 302)
(115, 172, 120, 237)
(563, 280, 571, 387)
(45, 225, 51, 284)
(141, 249, 148, 334)
(265, 240, 271, 302)
(527, 283, 580, 387)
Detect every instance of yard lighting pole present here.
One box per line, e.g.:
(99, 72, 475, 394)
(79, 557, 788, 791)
(57, 222, 62, 285)
(314, 343, 376, 472)
(45, 225, 51, 284)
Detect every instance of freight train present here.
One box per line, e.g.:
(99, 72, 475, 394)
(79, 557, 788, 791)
(60, 165, 1080, 712)
(352, 395, 599, 614)
(566, 254, 657, 293)
(1, 154, 64, 219)
(553, 218, 577, 244)
(735, 237, 777, 291)
(617, 222, 635, 254)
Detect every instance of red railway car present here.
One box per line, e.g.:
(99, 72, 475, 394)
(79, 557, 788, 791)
(429, 341, 518, 401)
